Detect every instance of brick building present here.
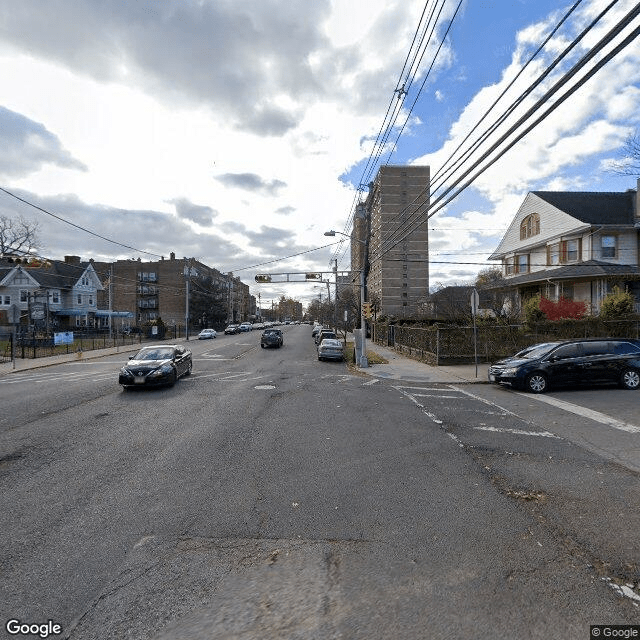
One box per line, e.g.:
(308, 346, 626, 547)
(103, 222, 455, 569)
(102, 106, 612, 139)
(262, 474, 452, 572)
(93, 253, 252, 332)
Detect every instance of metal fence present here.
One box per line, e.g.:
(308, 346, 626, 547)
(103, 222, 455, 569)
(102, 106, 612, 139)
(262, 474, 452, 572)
(0, 324, 205, 362)
(373, 320, 640, 365)
(0, 333, 12, 363)
(12, 332, 143, 360)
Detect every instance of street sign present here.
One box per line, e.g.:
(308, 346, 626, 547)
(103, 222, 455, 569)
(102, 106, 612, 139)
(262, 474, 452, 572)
(255, 274, 272, 283)
(31, 303, 45, 320)
(305, 273, 322, 280)
(470, 289, 480, 316)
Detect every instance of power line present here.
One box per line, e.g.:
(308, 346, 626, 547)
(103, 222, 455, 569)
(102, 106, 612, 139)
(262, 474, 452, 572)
(0, 186, 164, 258)
(371, 2, 640, 266)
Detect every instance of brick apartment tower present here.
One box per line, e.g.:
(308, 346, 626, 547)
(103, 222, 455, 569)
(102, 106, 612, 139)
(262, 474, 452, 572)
(357, 165, 430, 317)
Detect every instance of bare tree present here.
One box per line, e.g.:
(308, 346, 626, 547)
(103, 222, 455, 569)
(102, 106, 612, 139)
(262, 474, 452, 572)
(609, 130, 640, 177)
(0, 215, 41, 257)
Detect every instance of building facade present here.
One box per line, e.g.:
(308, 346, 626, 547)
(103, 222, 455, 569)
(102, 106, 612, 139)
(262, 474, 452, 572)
(93, 253, 252, 331)
(357, 165, 430, 317)
(489, 181, 640, 314)
(0, 255, 112, 330)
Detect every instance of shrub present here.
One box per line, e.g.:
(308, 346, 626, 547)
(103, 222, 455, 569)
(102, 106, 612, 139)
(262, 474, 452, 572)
(523, 295, 546, 324)
(539, 296, 587, 320)
(599, 286, 635, 319)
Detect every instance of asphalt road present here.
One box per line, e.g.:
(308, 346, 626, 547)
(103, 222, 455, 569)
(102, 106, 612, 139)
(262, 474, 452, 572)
(1, 324, 639, 639)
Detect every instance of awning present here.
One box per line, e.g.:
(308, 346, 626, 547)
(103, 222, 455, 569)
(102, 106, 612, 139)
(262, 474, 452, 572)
(53, 309, 88, 316)
(95, 310, 134, 318)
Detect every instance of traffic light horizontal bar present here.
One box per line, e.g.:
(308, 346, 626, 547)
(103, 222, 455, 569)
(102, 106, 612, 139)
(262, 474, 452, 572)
(255, 271, 351, 284)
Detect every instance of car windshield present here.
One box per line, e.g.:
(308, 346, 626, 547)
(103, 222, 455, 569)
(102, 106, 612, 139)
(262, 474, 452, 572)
(134, 348, 174, 361)
(514, 342, 561, 360)
(321, 340, 342, 347)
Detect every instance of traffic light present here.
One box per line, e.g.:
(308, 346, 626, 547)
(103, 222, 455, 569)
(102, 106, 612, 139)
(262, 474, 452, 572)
(305, 273, 322, 280)
(255, 274, 272, 283)
(362, 302, 372, 319)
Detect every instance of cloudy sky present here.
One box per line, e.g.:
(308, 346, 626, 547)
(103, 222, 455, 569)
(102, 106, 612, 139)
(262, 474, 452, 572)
(0, 0, 639, 306)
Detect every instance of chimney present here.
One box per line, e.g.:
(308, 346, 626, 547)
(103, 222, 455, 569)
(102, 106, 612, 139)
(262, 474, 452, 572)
(170, 252, 175, 260)
(64, 255, 81, 265)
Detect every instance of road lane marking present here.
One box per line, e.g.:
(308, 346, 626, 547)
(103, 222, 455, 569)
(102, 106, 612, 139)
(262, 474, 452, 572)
(392, 385, 443, 424)
(517, 393, 640, 434)
(473, 426, 561, 438)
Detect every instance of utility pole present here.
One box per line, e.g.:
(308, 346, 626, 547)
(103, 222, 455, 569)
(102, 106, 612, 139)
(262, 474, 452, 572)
(108, 264, 113, 340)
(185, 258, 191, 340)
(333, 259, 338, 332)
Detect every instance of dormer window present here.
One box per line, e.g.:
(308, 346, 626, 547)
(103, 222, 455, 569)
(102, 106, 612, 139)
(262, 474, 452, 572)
(520, 214, 540, 240)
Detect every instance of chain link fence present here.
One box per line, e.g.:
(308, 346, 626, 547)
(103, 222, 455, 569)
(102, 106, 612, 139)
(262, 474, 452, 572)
(373, 320, 640, 365)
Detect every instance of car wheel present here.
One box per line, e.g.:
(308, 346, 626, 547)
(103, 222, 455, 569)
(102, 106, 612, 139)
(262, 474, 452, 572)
(185, 361, 192, 376)
(261, 343, 265, 348)
(620, 368, 640, 390)
(170, 369, 178, 386)
(525, 372, 548, 393)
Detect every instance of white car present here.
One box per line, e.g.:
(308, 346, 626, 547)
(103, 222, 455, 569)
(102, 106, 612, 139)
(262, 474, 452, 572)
(317, 338, 344, 361)
(198, 329, 217, 339)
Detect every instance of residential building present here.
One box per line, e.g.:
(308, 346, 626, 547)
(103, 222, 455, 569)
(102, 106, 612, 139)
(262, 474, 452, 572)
(488, 180, 640, 314)
(92, 253, 251, 331)
(358, 165, 430, 317)
(0, 255, 113, 330)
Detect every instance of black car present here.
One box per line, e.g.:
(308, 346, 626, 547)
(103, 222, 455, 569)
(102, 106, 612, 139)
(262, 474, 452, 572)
(261, 329, 283, 348)
(119, 344, 192, 389)
(488, 338, 640, 393)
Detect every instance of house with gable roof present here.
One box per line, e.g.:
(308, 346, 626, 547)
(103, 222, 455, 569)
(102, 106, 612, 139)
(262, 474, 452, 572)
(488, 179, 640, 315)
(0, 255, 119, 329)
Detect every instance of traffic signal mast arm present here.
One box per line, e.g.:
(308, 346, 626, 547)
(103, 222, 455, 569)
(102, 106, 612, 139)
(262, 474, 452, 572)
(255, 271, 350, 283)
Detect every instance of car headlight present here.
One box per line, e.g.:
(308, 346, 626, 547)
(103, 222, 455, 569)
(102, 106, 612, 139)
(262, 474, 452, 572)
(149, 365, 173, 378)
(120, 367, 133, 376)
(502, 367, 519, 375)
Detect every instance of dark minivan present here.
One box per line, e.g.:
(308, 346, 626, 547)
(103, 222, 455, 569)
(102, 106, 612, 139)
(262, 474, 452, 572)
(488, 338, 640, 393)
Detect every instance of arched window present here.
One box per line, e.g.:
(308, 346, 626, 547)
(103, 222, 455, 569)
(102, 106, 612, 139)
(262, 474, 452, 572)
(520, 213, 540, 240)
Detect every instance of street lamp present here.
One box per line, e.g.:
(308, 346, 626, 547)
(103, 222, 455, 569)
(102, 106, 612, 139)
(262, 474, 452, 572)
(324, 230, 369, 368)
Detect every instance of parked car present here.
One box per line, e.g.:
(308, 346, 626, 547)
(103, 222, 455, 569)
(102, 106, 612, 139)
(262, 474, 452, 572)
(315, 329, 337, 345)
(239, 322, 253, 332)
(312, 324, 322, 337)
(119, 344, 192, 389)
(488, 338, 640, 393)
(197, 328, 217, 339)
(261, 329, 283, 349)
(224, 324, 240, 334)
(317, 338, 344, 361)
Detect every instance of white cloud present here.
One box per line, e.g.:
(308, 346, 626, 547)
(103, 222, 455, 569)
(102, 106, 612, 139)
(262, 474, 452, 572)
(1, 0, 639, 303)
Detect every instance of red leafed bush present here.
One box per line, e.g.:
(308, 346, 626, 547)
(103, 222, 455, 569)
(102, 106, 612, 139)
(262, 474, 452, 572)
(539, 296, 587, 320)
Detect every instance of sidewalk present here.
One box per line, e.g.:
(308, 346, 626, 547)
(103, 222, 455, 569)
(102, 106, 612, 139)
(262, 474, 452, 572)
(361, 341, 489, 384)
(0, 343, 141, 375)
